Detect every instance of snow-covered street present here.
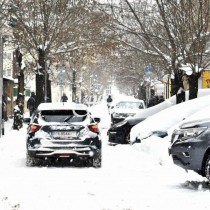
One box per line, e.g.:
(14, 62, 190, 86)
(0, 102, 210, 210)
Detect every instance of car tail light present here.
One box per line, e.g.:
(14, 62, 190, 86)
(29, 123, 41, 133)
(88, 124, 100, 134)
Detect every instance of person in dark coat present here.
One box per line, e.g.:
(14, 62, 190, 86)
(61, 93, 68, 102)
(106, 95, 113, 110)
(27, 92, 36, 116)
(107, 95, 113, 103)
(147, 96, 158, 107)
(158, 95, 165, 103)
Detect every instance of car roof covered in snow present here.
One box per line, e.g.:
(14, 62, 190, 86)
(37, 102, 88, 111)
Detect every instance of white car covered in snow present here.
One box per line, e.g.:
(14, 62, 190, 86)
(130, 91, 210, 143)
(110, 98, 145, 124)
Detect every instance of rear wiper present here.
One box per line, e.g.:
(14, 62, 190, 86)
(63, 116, 73, 122)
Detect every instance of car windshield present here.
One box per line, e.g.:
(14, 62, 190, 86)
(40, 110, 87, 122)
(116, 101, 144, 109)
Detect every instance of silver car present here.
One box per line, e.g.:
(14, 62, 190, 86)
(25, 102, 101, 167)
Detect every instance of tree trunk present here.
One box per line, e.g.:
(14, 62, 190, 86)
(17, 50, 24, 115)
(47, 78, 52, 102)
(36, 74, 44, 106)
(36, 48, 45, 107)
(17, 68, 25, 114)
(137, 84, 146, 102)
(13, 49, 24, 130)
(188, 72, 199, 100)
(172, 70, 186, 104)
(72, 70, 76, 102)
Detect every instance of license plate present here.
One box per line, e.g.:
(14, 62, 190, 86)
(52, 131, 77, 139)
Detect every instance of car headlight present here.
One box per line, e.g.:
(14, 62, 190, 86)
(174, 127, 207, 141)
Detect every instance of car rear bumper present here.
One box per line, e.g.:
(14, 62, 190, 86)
(27, 137, 101, 159)
(28, 146, 101, 158)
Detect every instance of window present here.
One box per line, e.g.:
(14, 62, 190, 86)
(40, 110, 87, 122)
(117, 101, 144, 109)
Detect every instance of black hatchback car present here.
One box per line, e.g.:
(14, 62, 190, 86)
(108, 117, 145, 144)
(169, 118, 210, 181)
(25, 102, 102, 167)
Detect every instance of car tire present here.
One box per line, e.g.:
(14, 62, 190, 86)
(92, 156, 101, 168)
(26, 154, 42, 167)
(125, 133, 131, 144)
(204, 155, 210, 181)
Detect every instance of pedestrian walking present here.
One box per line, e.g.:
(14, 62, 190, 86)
(107, 95, 113, 103)
(106, 95, 113, 113)
(27, 92, 36, 116)
(61, 93, 68, 102)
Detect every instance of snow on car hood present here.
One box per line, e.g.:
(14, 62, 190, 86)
(130, 94, 210, 142)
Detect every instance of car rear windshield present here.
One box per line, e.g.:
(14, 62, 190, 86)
(40, 110, 88, 122)
(116, 102, 144, 109)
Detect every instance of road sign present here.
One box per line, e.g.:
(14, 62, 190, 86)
(144, 65, 154, 75)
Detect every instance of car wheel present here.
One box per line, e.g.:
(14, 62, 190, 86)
(204, 155, 210, 181)
(125, 133, 131, 144)
(26, 154, 42, 167)
(92, 156, 101, 168)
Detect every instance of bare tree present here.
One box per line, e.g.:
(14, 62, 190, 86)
(103, 0, 210, 102)
(8, 0, 97, 106)
(155, 0, 210, 100)
(7, 0, 119, 105)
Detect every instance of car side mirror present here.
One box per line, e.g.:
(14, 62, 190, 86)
(94, 117, 101, 123)
(23, 117, 31, 125)
(152, 131, 168, 138)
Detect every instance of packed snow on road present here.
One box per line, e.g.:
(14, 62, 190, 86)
(0, 102, 210, 210)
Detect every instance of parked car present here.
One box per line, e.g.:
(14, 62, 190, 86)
(108, 117, 145, 145)
(107, 95, 177, 144)
(130, 94, 210, 143)
(169, 105, 210, 181)
(110, 98, 146, 124)
(25, 102, 102, 167)
(108, 89, 210, 145)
